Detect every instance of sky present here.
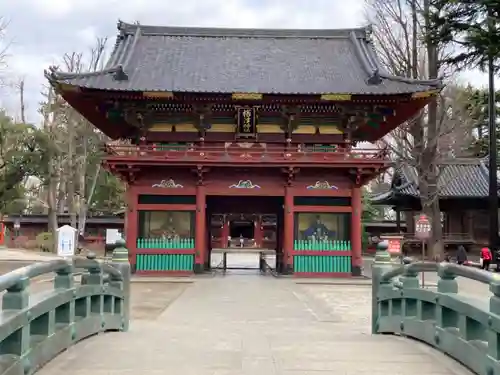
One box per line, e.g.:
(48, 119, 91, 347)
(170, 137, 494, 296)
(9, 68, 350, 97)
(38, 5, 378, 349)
(0, 0, 497, 123)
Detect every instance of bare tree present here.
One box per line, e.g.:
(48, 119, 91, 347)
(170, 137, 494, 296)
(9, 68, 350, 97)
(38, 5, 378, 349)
(366, 0, 475, 258)
(0, 17, 9, 87)
(40, 87, 62, 249)
(43, 38, 109, 238)
(16, 78, 26, 124)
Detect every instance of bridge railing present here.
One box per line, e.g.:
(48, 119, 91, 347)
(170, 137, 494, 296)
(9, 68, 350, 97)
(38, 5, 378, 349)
(372, 253, 499, 375)
(0, 251, 130, 375)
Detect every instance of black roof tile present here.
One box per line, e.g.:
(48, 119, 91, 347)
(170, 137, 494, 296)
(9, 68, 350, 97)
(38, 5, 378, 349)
(372, 159, 497, 203)
(46, 21, 442, 95)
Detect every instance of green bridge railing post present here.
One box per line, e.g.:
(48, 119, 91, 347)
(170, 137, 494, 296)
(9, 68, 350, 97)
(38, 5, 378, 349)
(110, 239, 131, 332)
(489, 282, 500, 363)
(437, 265, 458, 294)
(1, 274, 31, 373)
(371, 241, 396, 334)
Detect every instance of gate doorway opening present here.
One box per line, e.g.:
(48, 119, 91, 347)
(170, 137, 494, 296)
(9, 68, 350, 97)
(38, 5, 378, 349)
(229, 218, 255, 243)
(206, 195, 284, 273)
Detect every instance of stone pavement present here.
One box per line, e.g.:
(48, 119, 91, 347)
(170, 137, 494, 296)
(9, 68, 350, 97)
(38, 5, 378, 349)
(0, 248, 59, 262)
(38, 274, 473, 375)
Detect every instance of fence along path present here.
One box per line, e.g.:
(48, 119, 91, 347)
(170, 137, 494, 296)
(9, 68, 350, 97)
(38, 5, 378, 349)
(37, 275, 472, 375)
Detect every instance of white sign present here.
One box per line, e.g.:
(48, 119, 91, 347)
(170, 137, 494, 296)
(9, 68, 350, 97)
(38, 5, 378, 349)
(415, 214, 432, 240)
(57, 225, 77, 257)
(106, 229, 123, 245)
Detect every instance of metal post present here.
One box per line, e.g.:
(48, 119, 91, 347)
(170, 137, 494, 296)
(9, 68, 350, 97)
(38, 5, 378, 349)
(421, 240, 425, 288)
(487, 6, 498, 260)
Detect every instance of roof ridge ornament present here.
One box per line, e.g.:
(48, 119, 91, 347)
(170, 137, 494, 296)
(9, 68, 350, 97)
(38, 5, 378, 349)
(113, 65, 128, 81)
(367, 69, 382, 85)
(365, 24, 373, 42)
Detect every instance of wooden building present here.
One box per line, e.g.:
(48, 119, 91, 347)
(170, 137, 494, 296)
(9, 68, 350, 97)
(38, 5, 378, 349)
(371, 159, 498, 250)
(46, 22, 441, 276)
(1, 214, 123, 251)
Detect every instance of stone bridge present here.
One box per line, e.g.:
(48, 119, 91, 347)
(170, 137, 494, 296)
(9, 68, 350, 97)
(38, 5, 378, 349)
(0, 244, 495, 375)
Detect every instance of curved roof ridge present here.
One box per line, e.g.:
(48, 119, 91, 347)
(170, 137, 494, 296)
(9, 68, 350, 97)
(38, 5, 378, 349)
(361, 37, 443, 87)
(379, 73, 443, 87)
(349, 31, 381, 85)
(478, 157, 499, 182)
(45, 64, 128, 82)
(117, 24, 141, 70)
(117, 20, 371, 39)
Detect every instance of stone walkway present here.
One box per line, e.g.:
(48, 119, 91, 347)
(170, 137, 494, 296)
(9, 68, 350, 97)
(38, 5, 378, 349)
(39, 274, 473, 375)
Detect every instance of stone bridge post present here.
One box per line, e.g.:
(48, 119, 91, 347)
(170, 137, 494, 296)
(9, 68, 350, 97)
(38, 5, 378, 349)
(110, 239, 131, 331)
(371, 241, 397, 334)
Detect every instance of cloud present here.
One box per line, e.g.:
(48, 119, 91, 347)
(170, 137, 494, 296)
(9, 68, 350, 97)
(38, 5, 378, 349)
(0, 0, 495, 123)
(0, 0, 366, 122)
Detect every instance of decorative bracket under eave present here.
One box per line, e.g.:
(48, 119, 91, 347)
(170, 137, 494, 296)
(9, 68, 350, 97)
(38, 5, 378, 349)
(349, 167, 386, 186)
(125, 165, 139, 184)
(281, 167, 299, 186)
(280, 105, 302, 135)
(192, 165, 210, 185)
(192, 104, 213, 134)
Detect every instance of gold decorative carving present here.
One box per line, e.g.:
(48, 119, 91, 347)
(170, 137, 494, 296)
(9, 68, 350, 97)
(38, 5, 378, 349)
(152, 179, 183, 188)
(306, 181, 339, 190)
(257, 124, 284, 133)
(143, 91, 174, 98)
(229, 180, 261, 189)
(149, 124, 172, 132)
(320, 94, 351, 101)
(57, 83, 80, 92)
(232, 93, 263, 100)
(235, 106, 258, 136)
(292, 125, 316, 134)
(207, 124, 233, 133)
(318, 126, 343, 135)
(411, 90, 439, 99)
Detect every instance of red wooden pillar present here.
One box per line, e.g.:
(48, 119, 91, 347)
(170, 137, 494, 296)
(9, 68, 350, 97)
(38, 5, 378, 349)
(254, 216, 263, 247)
(195, 185, 206, 273)
(222, 215, 229, 248)
(284, 186, 294, 274)
(125, 186, 138, 269)
(351, 185, 362, 276)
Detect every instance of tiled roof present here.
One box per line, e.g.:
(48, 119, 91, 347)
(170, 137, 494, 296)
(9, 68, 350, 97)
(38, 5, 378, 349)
(45, 21, 442, 95)
(373, 159, 496, 203)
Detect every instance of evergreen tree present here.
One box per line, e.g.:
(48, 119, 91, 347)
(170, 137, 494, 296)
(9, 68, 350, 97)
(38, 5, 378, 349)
(465, 88, 500, 157)
(428, 0, 500, 72)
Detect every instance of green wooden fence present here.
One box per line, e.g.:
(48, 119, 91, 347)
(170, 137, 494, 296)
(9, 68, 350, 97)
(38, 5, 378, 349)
(294, 240, 351, 251)
(136, 254, 194, 272)
(293, 255, 351, 273)
(135, 238, 195, 273)
(293, 239, 352, 275)
(136, 238, 195, 249)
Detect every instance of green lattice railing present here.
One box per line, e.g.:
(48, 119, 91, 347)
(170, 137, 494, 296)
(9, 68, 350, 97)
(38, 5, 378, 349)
(136, 238, 195, 249)
(293, 240, 351, 251)
(293, 255, 351, 273)
(136, 254, 194, 273)
(372, 256, 500, 375)
(0, 254, 130, 375)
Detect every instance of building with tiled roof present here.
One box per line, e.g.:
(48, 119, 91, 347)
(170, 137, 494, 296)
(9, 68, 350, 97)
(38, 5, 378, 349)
(371, 158, 499, 248)
(48, 23, 441, 96)
(45, 21, 443, 277)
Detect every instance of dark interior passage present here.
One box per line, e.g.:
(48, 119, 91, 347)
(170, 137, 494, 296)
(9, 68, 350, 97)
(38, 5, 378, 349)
(230, 221, 255, 239)
(206, 195, 285, 271)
